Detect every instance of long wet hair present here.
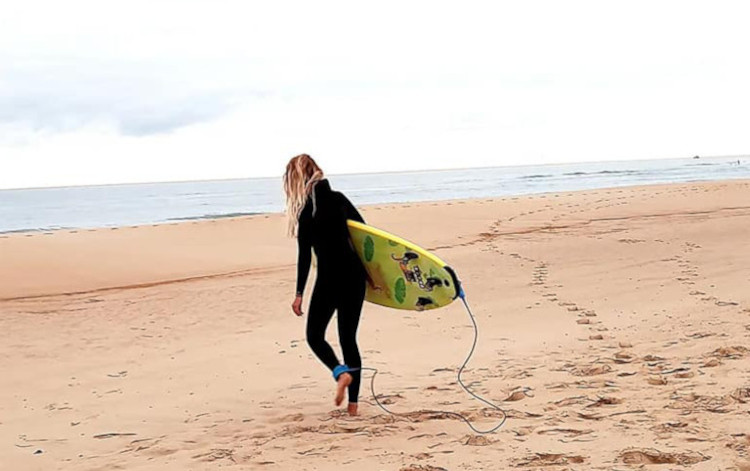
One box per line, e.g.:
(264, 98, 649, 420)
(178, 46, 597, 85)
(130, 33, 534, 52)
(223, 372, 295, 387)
(283, 154, 324, 237)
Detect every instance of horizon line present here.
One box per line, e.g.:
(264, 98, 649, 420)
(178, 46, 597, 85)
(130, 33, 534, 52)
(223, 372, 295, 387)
(1, 153, 746, 192)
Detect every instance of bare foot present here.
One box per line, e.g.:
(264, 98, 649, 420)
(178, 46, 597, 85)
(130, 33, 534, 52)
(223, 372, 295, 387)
(347, 403, 358, 416)
(335, 373, 352, 406)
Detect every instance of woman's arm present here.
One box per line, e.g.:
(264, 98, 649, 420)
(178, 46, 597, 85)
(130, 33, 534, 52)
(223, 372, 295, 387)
(340, 193, 365, 224)
(296, 202, 313, 296)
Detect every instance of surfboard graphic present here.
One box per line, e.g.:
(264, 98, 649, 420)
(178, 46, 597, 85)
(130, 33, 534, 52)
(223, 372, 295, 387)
(347, 220, 460, 311)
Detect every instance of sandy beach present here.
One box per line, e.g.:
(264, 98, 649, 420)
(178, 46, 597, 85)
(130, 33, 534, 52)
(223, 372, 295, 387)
(1, 179, 749, 470)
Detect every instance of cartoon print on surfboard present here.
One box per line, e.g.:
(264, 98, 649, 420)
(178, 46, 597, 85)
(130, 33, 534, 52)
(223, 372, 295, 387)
(347, 220, 460, 311)
(391, 253, 445, 293)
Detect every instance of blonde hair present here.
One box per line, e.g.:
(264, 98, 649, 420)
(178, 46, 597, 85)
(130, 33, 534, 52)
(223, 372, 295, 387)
(283, 154, 324, 237)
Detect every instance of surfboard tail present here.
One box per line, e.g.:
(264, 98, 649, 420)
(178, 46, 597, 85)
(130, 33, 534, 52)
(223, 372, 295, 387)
(443, 265, 463, 300)
(348, 219, 462, 311)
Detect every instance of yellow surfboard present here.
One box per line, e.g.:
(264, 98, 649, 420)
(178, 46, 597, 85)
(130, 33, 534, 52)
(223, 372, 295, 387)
(347, 220, 461, 311)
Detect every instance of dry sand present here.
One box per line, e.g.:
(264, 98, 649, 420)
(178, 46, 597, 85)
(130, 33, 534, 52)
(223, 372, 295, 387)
(1, 180, 749, 470)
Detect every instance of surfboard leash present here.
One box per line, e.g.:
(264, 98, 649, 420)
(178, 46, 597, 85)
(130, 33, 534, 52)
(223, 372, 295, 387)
(361, 288, 507, 434)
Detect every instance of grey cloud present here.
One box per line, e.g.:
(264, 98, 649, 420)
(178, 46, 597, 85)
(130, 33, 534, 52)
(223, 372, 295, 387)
(111, 94, 239, 137)
(0, 58, 266, 136)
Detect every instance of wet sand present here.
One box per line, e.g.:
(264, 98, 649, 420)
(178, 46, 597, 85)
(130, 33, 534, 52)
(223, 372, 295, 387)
(1, 179, 749, 470)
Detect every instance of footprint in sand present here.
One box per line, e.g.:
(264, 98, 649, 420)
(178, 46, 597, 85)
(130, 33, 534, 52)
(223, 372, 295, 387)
(513, 453, 586, 467)
(503, 388, 534, 402)
(192, 448, 237, 463)
(271, 413, 305, 423)
(716, 300, 739, 307)
(646, 376, 668, 386)
(569, 364, 613, 376)
(668, 392, 737, 413)
(619, 448, 710, 466)
(709, 346, 748, 360)
(552, 395, 589, 407)
(461, 435, 493, 446)
(400, 465, 448, 471)
(613, 352, 635, 364)
(585, 396, 623, 408)
(730, 388, 750, 403)
(369, 393, 405, 405)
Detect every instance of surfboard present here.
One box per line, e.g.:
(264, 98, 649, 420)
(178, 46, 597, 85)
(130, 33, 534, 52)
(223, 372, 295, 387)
(347, 220, 461, 311)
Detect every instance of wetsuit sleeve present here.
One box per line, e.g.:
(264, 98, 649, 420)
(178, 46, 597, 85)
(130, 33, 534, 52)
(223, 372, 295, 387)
(296, 202, 312, 295)
(341, 194, 365, 224)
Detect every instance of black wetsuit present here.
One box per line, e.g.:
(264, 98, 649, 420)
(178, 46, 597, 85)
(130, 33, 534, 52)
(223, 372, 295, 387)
(296, 179, 367, 403)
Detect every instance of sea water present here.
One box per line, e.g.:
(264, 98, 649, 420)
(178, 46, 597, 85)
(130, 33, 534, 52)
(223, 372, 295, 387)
(1, 156, 748, 234)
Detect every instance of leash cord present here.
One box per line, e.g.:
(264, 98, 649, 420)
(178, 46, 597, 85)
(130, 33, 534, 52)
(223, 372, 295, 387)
(361, 291, 507, 434)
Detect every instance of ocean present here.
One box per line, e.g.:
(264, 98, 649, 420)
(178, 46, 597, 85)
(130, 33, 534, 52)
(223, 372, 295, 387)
(1, 156, 748, 234)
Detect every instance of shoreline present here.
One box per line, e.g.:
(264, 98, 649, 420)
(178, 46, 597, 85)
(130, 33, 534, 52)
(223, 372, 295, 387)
(3, 176, 749, 237)
(2, 179, 749, 302)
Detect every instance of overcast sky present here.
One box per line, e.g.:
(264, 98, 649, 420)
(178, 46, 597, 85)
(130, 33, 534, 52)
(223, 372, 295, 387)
(2, 1, 749, 188)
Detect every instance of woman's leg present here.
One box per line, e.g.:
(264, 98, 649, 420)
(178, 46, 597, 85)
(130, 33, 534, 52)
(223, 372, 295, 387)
(308, 280, 355, 407)
(337, 278, 366, 404)
(306, 283, 339, 371)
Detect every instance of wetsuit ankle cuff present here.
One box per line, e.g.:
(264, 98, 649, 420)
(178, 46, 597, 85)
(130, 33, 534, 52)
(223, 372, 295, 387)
(332, 364, 350, 380)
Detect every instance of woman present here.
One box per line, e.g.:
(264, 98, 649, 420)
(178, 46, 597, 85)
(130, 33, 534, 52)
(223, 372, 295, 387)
(283, 154, 367, 416)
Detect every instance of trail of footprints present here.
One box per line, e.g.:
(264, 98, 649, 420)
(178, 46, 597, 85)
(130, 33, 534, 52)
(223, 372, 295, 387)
(524, 254, 602, 338)
(665, 241, 745, 310)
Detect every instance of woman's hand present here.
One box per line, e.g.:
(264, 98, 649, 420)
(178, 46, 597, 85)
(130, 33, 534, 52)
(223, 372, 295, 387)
(292, 294, 304, 317)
